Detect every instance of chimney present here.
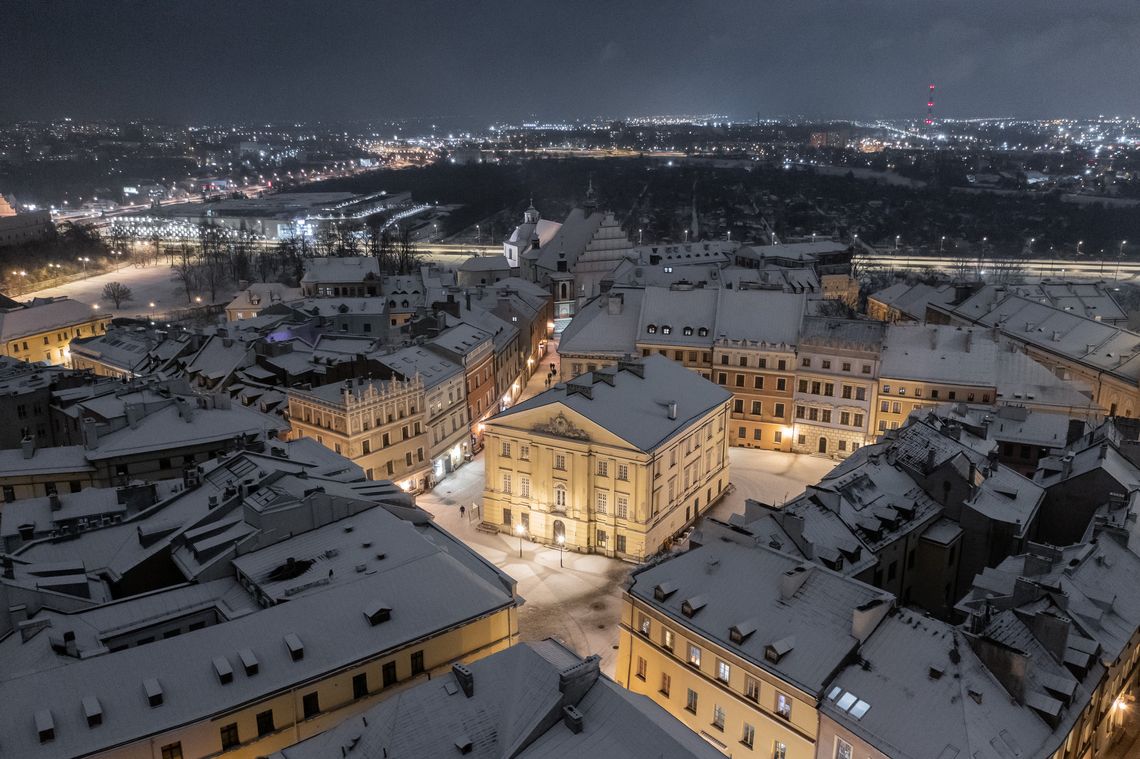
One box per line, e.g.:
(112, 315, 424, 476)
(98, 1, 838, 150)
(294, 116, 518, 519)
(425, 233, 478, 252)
(452, 663, 474, 698)
(562, 705, 584, 734)
(667, 401, 677, 420)
(558, 655, 600, 708)
(1061, 454, 1074, 479)
(851, 598, 890, 643)
(81, 418, 100, 450)
(779, 564, 812, 600)
(49, 493, 61, 512)
(465, 290, 471, 311)
(20, 435, 35, 460)
(125, 403, 144, 429)
(607, 292, 624, 315)
(1099, 442, 1108, 460)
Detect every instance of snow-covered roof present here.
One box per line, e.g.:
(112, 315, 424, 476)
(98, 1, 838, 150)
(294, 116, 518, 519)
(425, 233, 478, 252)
(868, 281, 957, 320)
(299, 256, 380, 283)
(376, 345, 464, 388)
(629, 538, 891, 696)
(880, 325, 998, 386)
(491, 355, 731, 452)
(273, 640, 724, 759)
(459, 254, 511, 271)
(83, 402, 285, 461)
(0, 297, 102, 342)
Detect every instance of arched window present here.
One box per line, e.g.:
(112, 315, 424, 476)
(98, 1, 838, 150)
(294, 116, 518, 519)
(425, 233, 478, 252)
(554, 484, 567, 511)
(401, 299, 409, 308)
(698, 327, 708, 337)
(553, 519, 566, 542)
(683, 326, 693, 336)
(647, 324, 657, 334)
(662, 325, 672, 335)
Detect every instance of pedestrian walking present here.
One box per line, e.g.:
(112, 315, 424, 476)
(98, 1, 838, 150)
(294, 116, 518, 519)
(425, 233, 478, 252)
(459, 505, 466, 518)
(550, 362, 555, 374)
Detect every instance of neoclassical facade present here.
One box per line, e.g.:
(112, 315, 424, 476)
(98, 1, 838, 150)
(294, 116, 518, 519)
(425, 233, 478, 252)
(481, 356, 731, 561)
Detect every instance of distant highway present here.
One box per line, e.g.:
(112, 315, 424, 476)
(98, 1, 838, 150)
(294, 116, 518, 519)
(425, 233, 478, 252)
(856, 253, 1140, 282)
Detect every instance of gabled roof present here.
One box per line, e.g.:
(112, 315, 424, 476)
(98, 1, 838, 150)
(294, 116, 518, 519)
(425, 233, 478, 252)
(489, 355, 731, 451)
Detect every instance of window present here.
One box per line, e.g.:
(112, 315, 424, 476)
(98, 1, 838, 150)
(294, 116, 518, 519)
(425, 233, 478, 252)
(617, 463, 629, 481)
(718, 372, 727, 384)
(795, 406, 806, 419)
(686, 689, 699, 713)
(597, 529, 608, 547)
(501, 441, 511, 457)
(798, 379, 808, 393)
(840, 412, 850, 426)
(596, 492, 607, 514)
(836, 738, 854, 759)
(751, 401, 762, 415)
(842, 385, 852, 399)
(811, 381, 821, 395)
(382, 661, 397, 687)
(352, 672, 369, 700)
(616, 534, 627, 553)
(739, 426, 747, 439)
(931, 389, 940, 399)
(735, 374, 745, 387)
(855, 387, 866, 401)
(502, 507, 513, 527)
(821, 410, 832, 423)
(662, 325, 672, 335)
(554, 485, 567, 510)
(734, 399, 745, 413)
(687, 644, 701, 667)
(854, 413, 864, 427)
(520, 476, 530, 498)
(809, 408, 819, 421)
(842, 362, 851, 371)
(161, 744, 183, 759)
(801, 357, 811, 367)
(220, 723, 240, 750)
(663, 628, 675, 651)
(862, 364, 872, 374)
(948, 391, 957, 400)
(597, 460, 608, 477)
(774, 402, 785, 417)
(647, 324, 657, 334)
(777, 378, 787, 391)
(741, 723, 755, 748)
(712, 704, 726, 730)
(839, 440, 847, 451)
(411, 650, 424, 675)
(753, 429, 762, 440)
(716, 659, 731, 683)
(774, 740, 788, 759)
(302, 692, 320, 719)
(256, 709, 276, 736)
(636, 656, 647, 680)
(822, 359, 831, 369)
(554, 454, 566, 470)
(775, 692, 792, 719)
(616, 495, 629, 519)
(754, 376, 764, 389)
(660, 672, 672, 696)
(519, 444, 530, 460)
(502, 474, 512, 494)
(774, 430, 783, 443)
(744, 675, 760, 702)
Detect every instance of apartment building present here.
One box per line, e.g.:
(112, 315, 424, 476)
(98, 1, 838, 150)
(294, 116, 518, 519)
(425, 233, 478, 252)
(616, 538, 893, 759)
(792, 318, 884, 457)
(287, 376, 429, 491)
(0, 453, 521, 759)
(481, 355, 731, 561)
(713, 338, 796, 451)
(0, 296, 110, 366)
(428, 322, 496, 448)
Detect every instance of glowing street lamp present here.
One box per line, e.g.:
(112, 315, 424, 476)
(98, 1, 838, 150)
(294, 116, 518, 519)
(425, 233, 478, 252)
(940, 235, 946, 253)
(894, 234, 900, 251)
(514, 523, 525, 558)
(557, 534, 565, 567)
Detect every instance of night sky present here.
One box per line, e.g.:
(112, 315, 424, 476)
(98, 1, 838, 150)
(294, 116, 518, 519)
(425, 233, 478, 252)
(2, 0, 1138, 123)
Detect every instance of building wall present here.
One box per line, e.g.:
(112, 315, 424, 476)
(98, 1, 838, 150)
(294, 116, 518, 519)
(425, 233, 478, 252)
(1, 315, 111, 366)
(713, 341, 796, 452)
(616, 597, 818, 759)
(872, 377, 996, 437)
(791, 348, 878, 458)
(83, 605, 518, 759)
(424, 372, 470, 481)
(482, 401, 730, 561)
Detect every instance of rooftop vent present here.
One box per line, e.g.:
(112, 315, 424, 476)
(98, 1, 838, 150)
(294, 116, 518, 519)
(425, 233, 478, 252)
(653, 581, 677, 601)
(452, 663, 474, 698)
(213, 656, 234, 685)
(729, 619, 758, 645)
(239, 648, 259, 676)
(563, 704, 584, 734)
(36, 709, 54, 743)
(284, 633, 304, 661)
(928, 664, 945, 680)
(363, 601, 392, 626)
(765, 636, 796, 663)
(143, 678, 164, 707)
(681, 595, 707, 618)
(82, 696, 103, 728)
(779, 565, 812, 600)
(455, 736, 474, 754)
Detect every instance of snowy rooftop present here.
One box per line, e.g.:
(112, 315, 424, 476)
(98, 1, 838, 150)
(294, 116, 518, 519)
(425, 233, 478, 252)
(273, 640, 723, 759)
(82, 402, 285, 461)
(629, 539, 891, 695)
(868, 281, 958, 320)
(880, 325, 998, 386)
(491, 355, 731, 451)
(0, 297, 102, 342)
(0, 498, 519, 759)
(377, 345, 464, 388)
(299, 255, 381, 283)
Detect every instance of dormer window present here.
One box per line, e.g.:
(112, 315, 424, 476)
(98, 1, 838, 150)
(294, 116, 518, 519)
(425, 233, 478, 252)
(662, 325, 672, 335)
(683, 326, 693, 336)
(647, 324, 657, 334)
(681, 595, 707, 617)
(698, 327, 708, 337)
(653, 581, 677, 601)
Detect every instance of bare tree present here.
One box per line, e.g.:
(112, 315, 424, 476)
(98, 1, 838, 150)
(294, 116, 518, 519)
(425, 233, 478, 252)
(101, 281, 133, 308)
(197, 220, 228, 303)
(173, 236, 198, 304)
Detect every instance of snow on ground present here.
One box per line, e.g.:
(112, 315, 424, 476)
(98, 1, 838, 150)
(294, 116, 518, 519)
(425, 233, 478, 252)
(19, 262, 206, 319)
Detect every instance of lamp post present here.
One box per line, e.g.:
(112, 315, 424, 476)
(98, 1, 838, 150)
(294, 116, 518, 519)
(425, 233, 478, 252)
(515, 523, 524, 558)
(1116, 241, 1127, 281)
(557, 534, 565, 567)
(940, 236, 946, 253)
(894, 235, 900, 251)
(148, 301, 156, 321)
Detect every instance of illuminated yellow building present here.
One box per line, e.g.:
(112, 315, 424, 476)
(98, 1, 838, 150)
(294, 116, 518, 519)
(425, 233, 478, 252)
(481, 355, 731, 561)
(0, 296, 109, 366)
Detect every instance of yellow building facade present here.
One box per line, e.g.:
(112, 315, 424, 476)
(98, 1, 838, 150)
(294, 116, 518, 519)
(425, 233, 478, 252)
(0, 298, 109, 366)
(481, 356, 732, 561)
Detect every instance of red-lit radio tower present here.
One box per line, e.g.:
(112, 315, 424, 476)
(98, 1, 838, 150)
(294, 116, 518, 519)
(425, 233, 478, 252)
(925, 84, 935, 127)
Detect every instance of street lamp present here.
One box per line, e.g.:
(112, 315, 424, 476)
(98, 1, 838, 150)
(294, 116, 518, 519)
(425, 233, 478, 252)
(638, 228, 644, 244)
(940, 235, 946, 253)
(1077, 240, 1084, 256)
(685, 229, 690, 242)
(1117, 241, 1127, 281)
(557, 534, 565, 567)
(514, 523, 525, 558)
(894, 234, 900, 251)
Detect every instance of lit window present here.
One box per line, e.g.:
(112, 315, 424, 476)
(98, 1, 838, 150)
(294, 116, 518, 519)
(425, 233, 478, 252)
(663, 628, 675, 651)
(502, 474, 511, 494)
(776, 692, 792, 719)
(520, 476, 530, 498)
(744, 676, 759, 702)
(639, 614, 651, 636)
(741, 723, 755, 749)
(554, 484, 566, 509)
(836, 738, 854, 759)
(688, 644, 701, 667)
(716, 660, 730, 683)
(712, 704, 726, 730)
(686, 689, 698, 713)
